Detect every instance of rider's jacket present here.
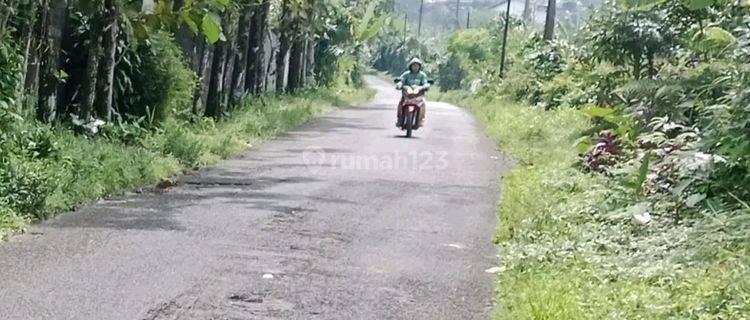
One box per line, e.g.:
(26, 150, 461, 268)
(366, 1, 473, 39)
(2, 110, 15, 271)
(398, 71, 431, 89)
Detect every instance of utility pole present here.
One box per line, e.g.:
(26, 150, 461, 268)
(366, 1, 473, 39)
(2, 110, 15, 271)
(500, 0, 512, 77)
(456, 0, 461, 29)
(418, 0, 424, 35)
(466, 8, 471, 28)
(403, 13, 408, 43)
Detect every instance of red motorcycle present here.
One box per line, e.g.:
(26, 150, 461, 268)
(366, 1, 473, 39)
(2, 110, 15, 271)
(394, 79, 434, 138)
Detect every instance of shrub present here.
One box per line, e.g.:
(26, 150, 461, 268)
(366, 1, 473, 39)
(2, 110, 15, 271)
(585, 1, 678, 79)
(0, 157, 50, 219)
(437, 53, 468, 91)
(119, 32, 197, 124)
(447, 29, 493, 63)
(160, 123, 208, 167)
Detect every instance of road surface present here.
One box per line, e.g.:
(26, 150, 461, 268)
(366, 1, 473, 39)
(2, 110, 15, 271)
(0, 76, 506, 320)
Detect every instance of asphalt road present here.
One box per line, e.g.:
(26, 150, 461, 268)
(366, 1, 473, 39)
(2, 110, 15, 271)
(0, 76, 506, 320)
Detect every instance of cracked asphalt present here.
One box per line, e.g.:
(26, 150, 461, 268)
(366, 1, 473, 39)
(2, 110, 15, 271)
(0, 76, 506, 320)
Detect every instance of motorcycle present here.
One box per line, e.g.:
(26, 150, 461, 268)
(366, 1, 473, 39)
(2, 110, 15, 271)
(394, 79, 434, 138)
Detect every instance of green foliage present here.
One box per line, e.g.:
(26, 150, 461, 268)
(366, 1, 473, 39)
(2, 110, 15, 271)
(0, 158, 50, 220)
(702, 21, 750, 201)
(443, 90, 750, 320)
(436, 53, 468, 91)
(447, 29, 492, 63)
(521, 35, 569, 81)
(0, 33, 21, 111)
(0, 0, 378, 238)
(118, 0, 229, 44)
(316, 1, 391, 87)
(436, 1, 750, 318)
(120, 32, 197, 123)
(161, 123, 209, 167)
(585, 1, 678, 78)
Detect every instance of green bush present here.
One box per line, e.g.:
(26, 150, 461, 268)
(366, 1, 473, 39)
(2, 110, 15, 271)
(120, 32, 197, 123)
(160, 122, 209, 167)
(437, 53, 468, 91)
(435, 1, 750, 319)
(0, 158, 50, 219)
(447, 29, 493, 63)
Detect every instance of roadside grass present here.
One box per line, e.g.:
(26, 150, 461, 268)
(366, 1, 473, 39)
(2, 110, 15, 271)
(438, 91, 750, 319)
(0, 87, 373, 238)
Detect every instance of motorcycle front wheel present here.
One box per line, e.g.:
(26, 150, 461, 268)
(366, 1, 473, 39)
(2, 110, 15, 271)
(404, 110, 414, 138)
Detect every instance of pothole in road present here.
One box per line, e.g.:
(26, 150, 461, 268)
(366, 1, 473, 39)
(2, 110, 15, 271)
(229, 293, 265, 304)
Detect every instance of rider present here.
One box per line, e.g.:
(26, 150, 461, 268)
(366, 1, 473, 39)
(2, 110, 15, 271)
(396, 58, 431, 128)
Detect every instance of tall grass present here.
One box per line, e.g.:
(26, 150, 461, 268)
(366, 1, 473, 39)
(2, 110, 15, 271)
(439, 92, 750, 319)
(0, 87, 373, 238)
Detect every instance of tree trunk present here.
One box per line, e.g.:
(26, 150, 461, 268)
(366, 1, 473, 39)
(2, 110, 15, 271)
(543, 0, 556, 40)
(206, 41, 227, 119)
(16, 1, 39, 105)
(193, 40, 214, 115)
(218, 9, 238, 110)
(247, 0, 270, 94)
(263, 31, 274, 93)
(276, 0, 291, 94)
(95, 0, 117, 121)
(275, 37, 290, 94)
(306, 40, 315, 85)
(523, 0, 533, 21)
(172, 0, 198, 69)
(79, 9, 104, 121)
(36, 0, 68, 123)
(300, 40, 308, 85)
(302, 1, 315, 86)
(287, 37, 304, 93)
(231, 6, 253, 104)
(222, 38, 237, 110)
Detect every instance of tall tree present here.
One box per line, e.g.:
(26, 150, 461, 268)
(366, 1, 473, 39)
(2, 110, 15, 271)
(95, 0, 118, 121)
(523, 0, 533, 21)
(543, 0, 556, 40)
(231, 2, 253, 103)
(205, 39, 226, 119)
(276, 0, 292, 93)
(305, 38, 315, 85)
(36, 0, 68, 122)
(287, 37, 304, 92)
(193, 40, 213, 115)
(79, 13, 103, 120)
(220, 8, 238, 110)
(246, 0, 271, 94)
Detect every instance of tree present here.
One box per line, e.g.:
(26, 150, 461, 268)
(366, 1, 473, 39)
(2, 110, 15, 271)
(587, 4, 677, 79)
(276, 0, 292, 93)
(231, 1, 253, 103)
(34, 0, 68, 122)
(79, 2, 105, 121)
(543, 0, 556, 40)
(0, 0, 373, 128)
(246, 0, 271, 94)
(95, 0, 118, 121)
(523, 0, 533, 21)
